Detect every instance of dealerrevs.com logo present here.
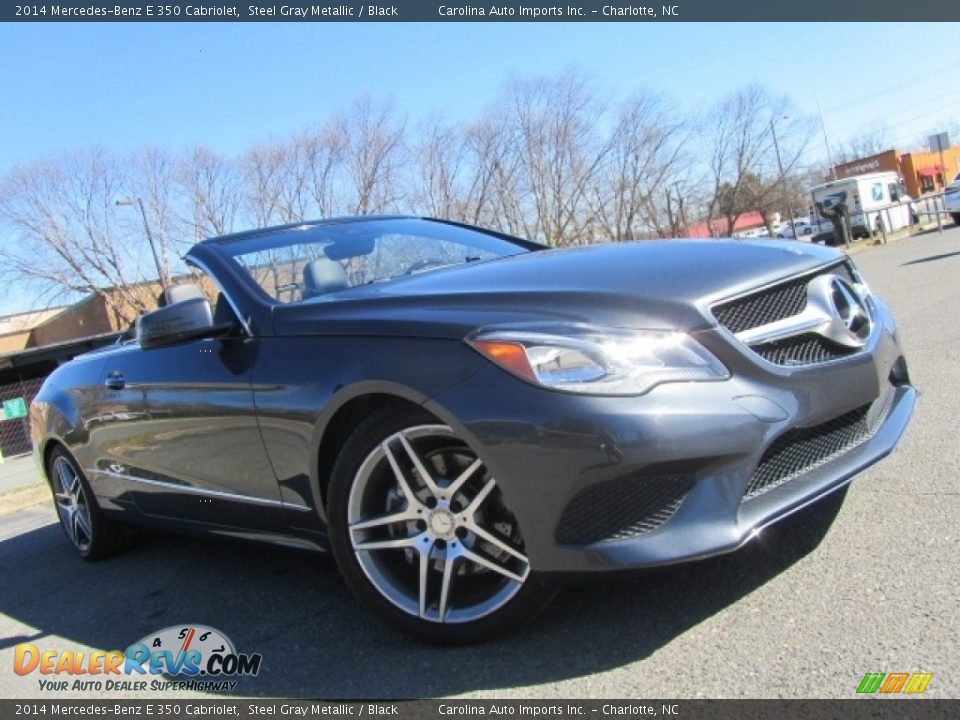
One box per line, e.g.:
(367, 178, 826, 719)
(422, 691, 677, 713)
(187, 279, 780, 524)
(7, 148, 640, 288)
(14, 625, 262, 693)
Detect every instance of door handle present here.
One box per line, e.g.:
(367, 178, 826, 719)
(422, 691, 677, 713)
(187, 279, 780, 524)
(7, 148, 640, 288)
(105, 371, 125, 390)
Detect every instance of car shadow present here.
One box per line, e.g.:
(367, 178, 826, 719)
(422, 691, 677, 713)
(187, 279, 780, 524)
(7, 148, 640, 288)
(901, 250, 960, 266)
(1, 489, 847, 698)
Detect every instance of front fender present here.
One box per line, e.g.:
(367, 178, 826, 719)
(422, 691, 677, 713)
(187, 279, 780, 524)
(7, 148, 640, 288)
(251, 336, 486, 529)
(30, 380, 86, 481)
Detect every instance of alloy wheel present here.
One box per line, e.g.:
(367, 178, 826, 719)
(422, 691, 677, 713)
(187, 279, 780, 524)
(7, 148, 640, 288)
(52, 455, 93, 553)
(347, 425, 530, 624)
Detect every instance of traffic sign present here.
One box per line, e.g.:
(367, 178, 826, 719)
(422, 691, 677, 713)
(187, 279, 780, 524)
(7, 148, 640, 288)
(2, 397, 27, 419)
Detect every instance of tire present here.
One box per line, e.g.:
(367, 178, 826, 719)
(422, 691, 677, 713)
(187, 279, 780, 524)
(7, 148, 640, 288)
(951, 213, 960, 226)
(47, 446, 125, 560)
(327, 405, 558, 644)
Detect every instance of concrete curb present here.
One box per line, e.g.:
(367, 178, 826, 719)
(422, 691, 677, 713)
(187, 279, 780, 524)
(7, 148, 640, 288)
(0, 484, 48, 517)
(842, 221, 948, 256)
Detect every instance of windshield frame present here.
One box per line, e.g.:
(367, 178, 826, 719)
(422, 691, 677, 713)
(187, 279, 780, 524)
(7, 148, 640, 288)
(207, 217, 542, 307)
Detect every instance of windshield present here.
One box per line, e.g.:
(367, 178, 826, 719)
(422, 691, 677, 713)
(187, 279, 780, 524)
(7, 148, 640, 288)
(219, 218, 533, 304)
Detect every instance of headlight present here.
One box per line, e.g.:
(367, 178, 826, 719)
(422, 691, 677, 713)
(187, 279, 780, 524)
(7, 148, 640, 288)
(467, 324, 729, 396)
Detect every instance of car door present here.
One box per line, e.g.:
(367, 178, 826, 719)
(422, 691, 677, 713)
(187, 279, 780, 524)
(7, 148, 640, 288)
(99, 294, 284, 532)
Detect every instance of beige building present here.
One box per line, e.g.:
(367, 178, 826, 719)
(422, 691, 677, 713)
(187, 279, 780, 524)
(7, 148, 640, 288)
(0, 307, 67, 354)
(0, 278, 200, 357)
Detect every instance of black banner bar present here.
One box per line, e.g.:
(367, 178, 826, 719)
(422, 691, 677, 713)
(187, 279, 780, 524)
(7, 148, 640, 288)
(4, 0, 960, 22)
(1, 700, 959, 719)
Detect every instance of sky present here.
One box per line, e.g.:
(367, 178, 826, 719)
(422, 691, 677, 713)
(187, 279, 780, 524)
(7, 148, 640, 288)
(1, 21, 959, 314)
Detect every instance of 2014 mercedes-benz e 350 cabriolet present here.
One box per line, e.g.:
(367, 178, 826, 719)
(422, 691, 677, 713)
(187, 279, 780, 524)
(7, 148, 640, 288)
(31, 216, 915, 643)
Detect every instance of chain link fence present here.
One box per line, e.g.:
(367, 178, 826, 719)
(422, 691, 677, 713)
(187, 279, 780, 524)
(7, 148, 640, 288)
(0, 377, 44, 459)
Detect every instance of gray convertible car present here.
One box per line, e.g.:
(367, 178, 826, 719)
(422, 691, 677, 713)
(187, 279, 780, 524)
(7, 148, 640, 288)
(31, 216, 915, 642)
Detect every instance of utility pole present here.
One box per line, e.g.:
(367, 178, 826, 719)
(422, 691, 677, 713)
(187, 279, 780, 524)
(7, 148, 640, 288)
(770, 117, 796, 230)
(813, 86, 838, 180)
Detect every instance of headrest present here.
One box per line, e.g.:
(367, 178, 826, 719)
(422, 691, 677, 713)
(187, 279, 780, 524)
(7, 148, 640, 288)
(302, 258, 348, 299)
(162, 283, 205, 306)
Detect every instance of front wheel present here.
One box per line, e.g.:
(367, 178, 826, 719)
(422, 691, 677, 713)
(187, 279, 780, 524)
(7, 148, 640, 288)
(48, 447, 124, 560)
(327, 406, 557, 643)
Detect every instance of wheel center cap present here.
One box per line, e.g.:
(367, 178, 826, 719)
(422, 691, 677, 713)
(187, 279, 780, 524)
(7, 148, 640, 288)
(429, 510, 455, 538)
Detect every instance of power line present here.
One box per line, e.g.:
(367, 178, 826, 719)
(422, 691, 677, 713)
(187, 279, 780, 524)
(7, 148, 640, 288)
(834, 98, 960, 153)
(820, 60, 960, 117)
(881, 98, 960, 139)
(844, 90, 960, 124)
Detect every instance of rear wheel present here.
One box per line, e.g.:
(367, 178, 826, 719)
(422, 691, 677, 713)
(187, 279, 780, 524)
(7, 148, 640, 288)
(327, 406, 557, 643)
(48, 447, 124, 560)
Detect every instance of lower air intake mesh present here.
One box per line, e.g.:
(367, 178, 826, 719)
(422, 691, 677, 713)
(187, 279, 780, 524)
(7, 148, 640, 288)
(745, 396, 890, 499)
(555, 473, 695, 545)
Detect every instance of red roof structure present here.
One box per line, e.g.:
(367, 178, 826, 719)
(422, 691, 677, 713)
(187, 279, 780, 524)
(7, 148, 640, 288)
(685, 211, 767, 238)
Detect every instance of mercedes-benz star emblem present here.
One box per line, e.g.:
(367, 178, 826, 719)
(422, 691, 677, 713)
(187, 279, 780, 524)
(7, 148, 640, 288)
(808, 274, 873, 348)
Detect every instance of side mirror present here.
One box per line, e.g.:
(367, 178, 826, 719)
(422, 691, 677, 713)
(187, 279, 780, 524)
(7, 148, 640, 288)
(137, 297, 230, 349)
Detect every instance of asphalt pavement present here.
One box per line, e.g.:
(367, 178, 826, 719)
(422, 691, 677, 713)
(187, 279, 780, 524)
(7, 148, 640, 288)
(1, 227, 958, 699)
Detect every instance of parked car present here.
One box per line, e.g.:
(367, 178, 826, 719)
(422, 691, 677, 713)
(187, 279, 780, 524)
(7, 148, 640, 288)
(776, 220, 818, 238)
(811, 223, 874, 245)
(31, 216, 916, 643)
(943, 180, 960, 225)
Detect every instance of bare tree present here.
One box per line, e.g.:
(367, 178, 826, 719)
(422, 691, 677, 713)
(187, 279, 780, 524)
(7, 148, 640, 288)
(501, 71, 609, 245)
(703, 84, 812, 236)
(0, 149, 156, 323)
(300, 123, 348, 218)
(177, 147, 242, 241)
(590, 91, 689, 240)
(461, 115, 525, 234)
(242, 142, 289, 227)
(337, 96, 407, 214)
(835, 121, 893, 164)
(413, 118, 470, 220)
(125, 147, 185, 285)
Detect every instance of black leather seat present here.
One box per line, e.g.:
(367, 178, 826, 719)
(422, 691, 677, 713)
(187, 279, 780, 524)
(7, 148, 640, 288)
(302, 258, 348, 300)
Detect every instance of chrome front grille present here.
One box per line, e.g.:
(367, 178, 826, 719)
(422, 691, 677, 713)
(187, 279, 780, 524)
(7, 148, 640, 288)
(713, 274, 811, 334)
(712, 262, 867, 367)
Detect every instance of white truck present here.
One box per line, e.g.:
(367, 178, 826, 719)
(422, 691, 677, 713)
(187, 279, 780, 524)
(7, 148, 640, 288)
(809, 171, 916, 243)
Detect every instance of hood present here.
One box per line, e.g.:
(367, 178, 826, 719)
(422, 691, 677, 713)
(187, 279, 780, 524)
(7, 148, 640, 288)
(273, 238, 843, 339)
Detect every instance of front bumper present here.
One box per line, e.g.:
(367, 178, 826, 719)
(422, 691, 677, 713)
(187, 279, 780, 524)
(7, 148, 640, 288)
(425, 305, 915, 574)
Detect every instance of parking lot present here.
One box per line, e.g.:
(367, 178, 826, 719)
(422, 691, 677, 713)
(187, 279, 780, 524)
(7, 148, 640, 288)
(1, 227, 958, 700)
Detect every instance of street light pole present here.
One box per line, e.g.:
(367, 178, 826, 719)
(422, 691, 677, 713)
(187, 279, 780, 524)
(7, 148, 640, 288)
(116, 197, 167, 289)
(769, 117, 796, 231)
(672, 181, 687, 237)
(813, 85, 838, 181)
